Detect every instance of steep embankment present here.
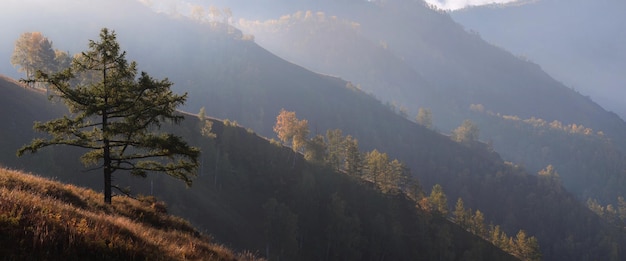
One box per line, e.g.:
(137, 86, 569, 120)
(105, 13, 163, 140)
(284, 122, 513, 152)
(0, 168, 257, 261)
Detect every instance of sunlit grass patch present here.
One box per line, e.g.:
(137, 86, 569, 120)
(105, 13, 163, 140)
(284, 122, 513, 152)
(0, 168, 261, 261)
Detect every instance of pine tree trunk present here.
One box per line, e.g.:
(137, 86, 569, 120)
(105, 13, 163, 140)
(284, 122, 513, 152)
(103, 103, 112, 204)
(104, 158, 112, 204)
(102, 65, 112, 204)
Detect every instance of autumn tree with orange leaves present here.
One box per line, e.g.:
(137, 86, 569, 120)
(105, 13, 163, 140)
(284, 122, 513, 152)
(273, 109, 310, 152)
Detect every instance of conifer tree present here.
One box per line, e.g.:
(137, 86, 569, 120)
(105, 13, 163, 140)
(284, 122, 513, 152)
(428, 184, 449, 216)
(344, 135, 363, 176)
(471, 210, 487, 237)
(453, 198, 469, 229)
(325, 129, 345, 170)
(18, 28, 199, 204)
(618, 196, 626, 222)
(365, 149, 389, 185)
(305, 134, 327, 164)
(452, 119, 479, 143)
(416, 107, 433, 129)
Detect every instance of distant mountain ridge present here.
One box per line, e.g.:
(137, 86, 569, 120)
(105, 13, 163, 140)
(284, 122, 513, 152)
(235, 0, 626, 141)
(452, 0, 626, 118)
(235, 0, 626, 205)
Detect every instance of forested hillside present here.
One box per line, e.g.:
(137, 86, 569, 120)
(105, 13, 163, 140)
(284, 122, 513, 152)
(469, 107, 626, 207)
(0, 76, 518, 260)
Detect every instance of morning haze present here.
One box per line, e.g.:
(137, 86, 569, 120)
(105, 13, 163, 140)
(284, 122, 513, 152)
(1, 0, 625, 260)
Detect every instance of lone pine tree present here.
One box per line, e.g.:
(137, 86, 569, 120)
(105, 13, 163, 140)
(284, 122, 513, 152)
(18, 28, 199, 204)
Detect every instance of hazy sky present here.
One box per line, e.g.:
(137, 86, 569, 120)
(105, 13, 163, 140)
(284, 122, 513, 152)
(424, 0, 523, 10)
(137, 0, 207, 16)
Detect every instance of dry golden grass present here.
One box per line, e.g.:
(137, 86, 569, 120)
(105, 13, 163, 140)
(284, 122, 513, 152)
(0, 168, 261, 261)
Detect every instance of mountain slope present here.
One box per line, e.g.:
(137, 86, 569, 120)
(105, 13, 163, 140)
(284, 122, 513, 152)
(452, 0, 626, 118)
(237, 11, 432, 106)
(234, 0, 626, 207)
(0, 167, 257, 261)
(0, 76, 517, 260)
(232, 0, 626, 140)
(148, 32, 626, 261)
(469, 108, 626, 204)
(2, 32, 625, 258)
(0, 75, 77, 175)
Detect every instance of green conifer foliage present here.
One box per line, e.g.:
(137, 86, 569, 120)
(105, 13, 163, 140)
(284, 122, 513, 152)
(17, 28, 199, 204)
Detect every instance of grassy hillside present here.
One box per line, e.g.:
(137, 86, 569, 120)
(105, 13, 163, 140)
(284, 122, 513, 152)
(0, 168, 258, 261)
